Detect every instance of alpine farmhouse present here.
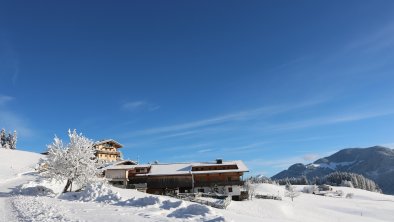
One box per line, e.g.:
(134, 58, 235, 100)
(104, 159, 249, 200)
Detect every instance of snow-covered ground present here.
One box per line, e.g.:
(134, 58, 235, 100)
(0, 149, 43, 222)
(0, 149, 42, 183)
(0, 149, 225, 222)
(220, 183, 394, 222)
(1, 149, 394, 222)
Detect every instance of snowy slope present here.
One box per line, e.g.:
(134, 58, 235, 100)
(0, 149, 44, 222)
(1, 149, 394, 222)
(0, 149, 42, 183)
(0, 149, 226, 222)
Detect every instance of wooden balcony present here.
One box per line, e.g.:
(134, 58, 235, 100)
(194, 180, 245, 187)
(95, 150, 121, 156)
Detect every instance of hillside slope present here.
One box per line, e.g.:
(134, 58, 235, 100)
(272, 146, 394, 194)
(0, 149, 43, 183)
(0, 149, 44, 221)
(1, 148, 394, 221)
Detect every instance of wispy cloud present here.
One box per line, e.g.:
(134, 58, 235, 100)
(0, 95, 14, 105)
(160, 143, 211, 152)
(264, 110, 394, 132)
(345, 23, 394, 53)
(246, 153, 323, 176)
(198, 149, 212, 153)
(247, 156, 307, 170)
(302, 153, 319, 161)
(216, 142, 270, 155)
(127, 97, 328, 137)
(122, 101, 160, 112)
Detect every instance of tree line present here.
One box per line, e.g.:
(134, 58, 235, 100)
(249, 172, 381, 193)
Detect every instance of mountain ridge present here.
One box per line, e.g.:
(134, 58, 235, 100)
(271, 146, 394, 194)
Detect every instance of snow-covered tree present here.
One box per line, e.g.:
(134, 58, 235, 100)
(323, 172, 380, 192)
(44, 129, 98, 193)
(0, 129, 17, 149)
(340, 180, 354, 188)
(244, 180, 256, 200)
(285, 184, 300, 201)
(11, 130, 17, 149)
(7, 131, 17, 149)
(0, 129, 6, 148)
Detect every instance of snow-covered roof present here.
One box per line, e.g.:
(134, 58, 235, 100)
(147, 160, 249, 176)
(105, 163, 150, 170)
(148, 163, 192, 176)
(93, 139, 123, 148)
(113, 160, 137, 165)
(100, 160, 137, 170)
(193, 160, 249, 171)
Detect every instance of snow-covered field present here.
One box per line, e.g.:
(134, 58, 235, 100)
(0, 149, 42, 183)
(1, 149, 394, 222)
(220, 183, 394, 222)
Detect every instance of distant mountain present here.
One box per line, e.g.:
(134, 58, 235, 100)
(271, 146, 394, 194)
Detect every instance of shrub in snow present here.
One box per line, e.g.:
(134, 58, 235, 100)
(285, 185, 300, 201)
(346, 193, 354, 199)
(302, 185, 318, 194)
(43, 129, 98, 193)
(335, 190, 344, 197)
(61, 181, 121, 204)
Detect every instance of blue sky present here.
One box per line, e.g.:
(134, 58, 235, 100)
(1, 1, 394, 176)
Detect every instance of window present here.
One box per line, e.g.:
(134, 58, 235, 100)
(228, 187, 233, 192)
(136, 169, 140, 173)
(198, 188, 204, 193)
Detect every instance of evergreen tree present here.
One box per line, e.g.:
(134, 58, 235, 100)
(0, 129, 6, 148)
(10, 130, 17, 149)
(0, 129, 17, 149)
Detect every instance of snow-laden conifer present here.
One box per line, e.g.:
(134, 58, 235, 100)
(0, 129, 17, 149)
(1, 128, 7, 148)
(10, 130, 17, 149)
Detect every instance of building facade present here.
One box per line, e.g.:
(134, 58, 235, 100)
(93, 139, 123, 162)
(104, 159, 249, 200)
